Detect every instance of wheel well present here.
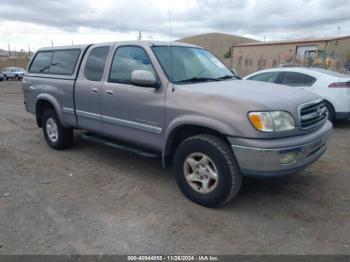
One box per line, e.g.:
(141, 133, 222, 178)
(36, 100, 54, 127)
(164, 125, 227, 167)
(324, 99, 335, 112)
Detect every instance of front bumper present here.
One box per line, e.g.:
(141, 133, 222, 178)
(228, 121, 333, 177)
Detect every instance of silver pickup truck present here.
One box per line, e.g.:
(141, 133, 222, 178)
(22, 41, 332, 207)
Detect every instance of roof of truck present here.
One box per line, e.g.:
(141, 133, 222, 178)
(37, 41, 200, 51)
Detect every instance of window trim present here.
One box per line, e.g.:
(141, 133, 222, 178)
(29, 48, 81, 76)
(83, 46, 111, 82)
(107, 45, 159, 86)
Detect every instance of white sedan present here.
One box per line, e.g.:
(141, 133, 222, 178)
(244, 67, 350, 122)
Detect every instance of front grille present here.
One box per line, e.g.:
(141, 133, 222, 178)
(299, 100, 328, 129)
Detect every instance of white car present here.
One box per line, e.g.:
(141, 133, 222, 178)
(2, 67, 26, 81)
(244, 67, 350, 122)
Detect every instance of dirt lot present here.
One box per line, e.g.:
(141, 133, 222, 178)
(0, 80, 349, 255)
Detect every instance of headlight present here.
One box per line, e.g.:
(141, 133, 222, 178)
(248, 111, 295, 132)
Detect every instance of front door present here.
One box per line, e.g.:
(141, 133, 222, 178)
(75, 45, 111, 133)
(101, 45, 164, 151)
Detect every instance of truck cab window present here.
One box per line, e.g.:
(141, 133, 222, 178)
(84, 46, 110, 81)
(109, 46, 155, 84)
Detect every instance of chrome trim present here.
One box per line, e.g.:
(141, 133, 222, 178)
(76, 110, 101, 120)
(298, 99, 327, 130)
(101, 115, 162, 134)
(74, 109, 162, 134)
(62, 107, 75, 114)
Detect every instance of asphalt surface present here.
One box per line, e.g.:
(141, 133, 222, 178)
(0, 80, 349, 255)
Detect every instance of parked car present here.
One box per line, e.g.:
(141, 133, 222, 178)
(22, 42, 332, 207)
(244, 67, 350, 122)
(2, 67, 26, 80)
(0, 73, 4, 81)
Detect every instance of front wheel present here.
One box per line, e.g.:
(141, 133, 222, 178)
(42, 109, 74, 149)
(173, 134, 242, 207)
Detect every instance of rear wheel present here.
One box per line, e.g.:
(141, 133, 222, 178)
(324, 101, 335, 123)
(42, 109, 73, 149)
(173, 134, 242, 207)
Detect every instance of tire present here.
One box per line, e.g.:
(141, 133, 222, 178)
(42, 109, 73, 149)
(324, 101, 335, 123)
(173, 134, 242, 207)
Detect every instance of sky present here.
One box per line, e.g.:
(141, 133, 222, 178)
(1, 0, 350, 52)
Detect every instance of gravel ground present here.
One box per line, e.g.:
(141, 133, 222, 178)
(0, 80, 349, 255)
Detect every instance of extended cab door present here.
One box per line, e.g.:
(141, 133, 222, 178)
(75, 45, 111, 133)
(100, 45, 165, 151)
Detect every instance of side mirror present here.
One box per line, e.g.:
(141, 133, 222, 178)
(131, 70, 158, 87)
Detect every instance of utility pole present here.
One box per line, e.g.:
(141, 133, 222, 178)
(51, 40, 54, 47)
(8, 43, 10, 56)
(137, 30, 142, 40)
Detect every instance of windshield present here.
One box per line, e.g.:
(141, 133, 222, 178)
(152, 46, 235, 84)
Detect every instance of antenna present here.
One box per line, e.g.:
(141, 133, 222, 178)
(168, 7, 174, 86)
(168, 9, 172, 42)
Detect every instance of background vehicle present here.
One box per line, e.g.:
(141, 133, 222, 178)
(2, 67, 26, 80)
(244, 67, 350, 122)
(22, 41, 332, 207)
(0, 73, 4, 81)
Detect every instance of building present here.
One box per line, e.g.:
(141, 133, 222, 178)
(177, 32, 257, 67)
(231, 36, 350, 76)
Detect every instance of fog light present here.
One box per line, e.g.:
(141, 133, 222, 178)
(280, 152, 297, 165)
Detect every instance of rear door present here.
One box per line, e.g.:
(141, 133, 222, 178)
(75, 45, 111, 133)
(100, 44, 165, 151)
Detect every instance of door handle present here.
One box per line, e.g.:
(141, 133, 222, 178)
(105, 89, 114, 95)
(90, 88, 98, 94)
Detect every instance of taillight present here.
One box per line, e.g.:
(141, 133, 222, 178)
(328, 82, 350, 88)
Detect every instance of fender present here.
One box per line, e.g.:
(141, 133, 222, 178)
(162, 114, 242, 165)
(36, 93, 68, 127)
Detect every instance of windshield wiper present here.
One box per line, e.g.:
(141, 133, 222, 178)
(217, 75, 234, 80)
(217, 75, 239, 80)
(177, 77, 220, 83)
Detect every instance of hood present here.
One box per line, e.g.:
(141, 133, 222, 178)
(175, 79, 319, 111)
